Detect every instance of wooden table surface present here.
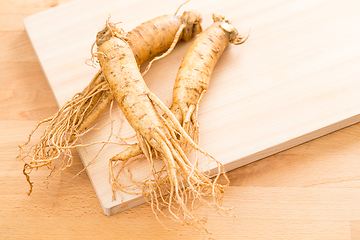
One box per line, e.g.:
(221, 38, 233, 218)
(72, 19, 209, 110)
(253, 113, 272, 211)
(1, 0, 360, 239)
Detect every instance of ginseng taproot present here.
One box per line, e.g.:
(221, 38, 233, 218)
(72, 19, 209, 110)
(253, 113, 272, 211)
(19, 10, 202, 194)
(97, 20, 231, 231)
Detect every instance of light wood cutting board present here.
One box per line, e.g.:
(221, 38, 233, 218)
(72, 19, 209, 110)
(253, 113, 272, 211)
(23, 0, 360, 216)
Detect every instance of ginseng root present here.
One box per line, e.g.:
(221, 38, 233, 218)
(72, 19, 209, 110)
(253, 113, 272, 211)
(19, 11, 202, 194)
(99, 21, 228, 231)
(109, 13, 247, 230)
(170, 13, 248, 150)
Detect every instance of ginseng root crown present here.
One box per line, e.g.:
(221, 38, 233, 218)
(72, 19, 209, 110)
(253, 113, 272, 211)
(180, 10, 203, 41)
(96, 19, 128, 47)
(213, 13, 249, 45)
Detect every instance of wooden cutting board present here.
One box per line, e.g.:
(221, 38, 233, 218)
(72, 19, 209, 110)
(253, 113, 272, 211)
(24, 0, 360, 216)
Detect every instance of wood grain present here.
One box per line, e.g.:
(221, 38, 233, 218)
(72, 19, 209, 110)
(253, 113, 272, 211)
(22, 0, 360, 215)
(1, 0, 360, 239)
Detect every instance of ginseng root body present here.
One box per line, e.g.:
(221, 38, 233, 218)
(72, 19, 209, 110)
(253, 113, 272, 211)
(19, 11, 202, 194)
(98, 22, 227, 230)
(109, 13, 247, 230)
(170, 13, 247, 147)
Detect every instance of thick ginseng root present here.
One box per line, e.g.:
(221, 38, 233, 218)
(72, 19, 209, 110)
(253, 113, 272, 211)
(19, 11, 202, 194)
(109, 13, 247, 230)
(170, 13, 247, 150)
(98, 22, 228, 231)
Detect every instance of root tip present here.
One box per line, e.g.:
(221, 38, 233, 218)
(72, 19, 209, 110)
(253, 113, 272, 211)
(23, 163, 34, 195)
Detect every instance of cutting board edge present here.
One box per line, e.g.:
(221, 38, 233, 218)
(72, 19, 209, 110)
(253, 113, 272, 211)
(223, 112, 360, 173)
(93, 112, 360, 216)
